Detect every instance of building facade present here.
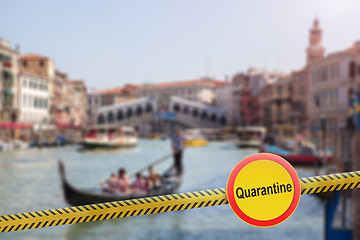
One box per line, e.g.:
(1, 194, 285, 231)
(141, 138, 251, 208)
(215, 75, 243, 126)
(87, 90, 101, 125)
(53, 71, 70, 125)
(18, 72, 49, 125)
(259, 83, 273, 127)
(289, 67, 310, 127)
(240, 69, 282, 126)
(309, 41, 360, 132)
(19, 54, 55, 125)
(67, 80, 87, 127)
(0, 38, 19, 123)
(270, 75, 292, 125)
(99, 84, 139, 107)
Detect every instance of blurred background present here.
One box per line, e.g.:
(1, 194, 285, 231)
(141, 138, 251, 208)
(1, 0, 360, 239)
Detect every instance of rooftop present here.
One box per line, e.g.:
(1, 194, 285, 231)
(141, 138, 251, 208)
(142, 78, 225, 89)
(20, 54, 49, 60)
(97, 84, 141, 95)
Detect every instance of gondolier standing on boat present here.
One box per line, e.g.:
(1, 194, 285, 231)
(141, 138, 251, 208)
(171, 129, 185, 176)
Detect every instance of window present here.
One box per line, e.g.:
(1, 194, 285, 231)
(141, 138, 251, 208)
(34, 98, 38, 108)
(299, 86, 305, 95)
(107, 112, 114, 123)
(146, 104, 153, 113)
(39, 61, 44, 67)
(173, 105, 180, 112)
(117, 110, 123, 121)
(201, 111, 208, 120)
(193, 109, 199, 117)
(22, 60, 27, 68)
(97, 115, 105, 124)
(23, 79, 27, 87)
(349, 61, 356, 78)
(136, 106, 143, 116)
(127, 108, 133, 118)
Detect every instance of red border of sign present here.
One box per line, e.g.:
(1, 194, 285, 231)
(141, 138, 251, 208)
(227, 153, 301, 227)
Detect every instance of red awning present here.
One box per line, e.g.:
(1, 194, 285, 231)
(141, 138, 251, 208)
(0, 122, 33, 129)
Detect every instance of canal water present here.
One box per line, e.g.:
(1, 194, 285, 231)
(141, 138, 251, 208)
(0, 139, 324, 240)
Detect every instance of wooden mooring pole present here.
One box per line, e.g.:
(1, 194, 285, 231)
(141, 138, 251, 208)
(352, 131, 360, 240)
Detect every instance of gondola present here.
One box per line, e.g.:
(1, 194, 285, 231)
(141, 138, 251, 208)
(58, 161, 183, 206)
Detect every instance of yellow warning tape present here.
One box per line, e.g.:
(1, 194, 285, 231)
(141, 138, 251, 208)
(1, 171, 360, 233)
(300, 171, 360, 194)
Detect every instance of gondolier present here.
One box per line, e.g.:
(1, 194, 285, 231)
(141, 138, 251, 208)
(171, 129, 185, 176)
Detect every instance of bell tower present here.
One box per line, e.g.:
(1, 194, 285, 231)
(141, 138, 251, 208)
(306, 18, 325, 65)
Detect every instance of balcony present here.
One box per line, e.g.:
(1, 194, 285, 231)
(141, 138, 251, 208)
(3, 89, 13, 95)
(3, 70, 13, 79)
(3, 78, 13, 88)
(3, 93, 13, 108)
(3, 61, 12, 68)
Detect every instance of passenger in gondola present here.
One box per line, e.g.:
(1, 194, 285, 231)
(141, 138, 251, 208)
(131, 173, 146, 194)
(147, 166, 162, 190)
(100, 173, 118, 193)
(117, 168, 130, 194)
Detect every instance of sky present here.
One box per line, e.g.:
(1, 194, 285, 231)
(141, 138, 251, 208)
(2, 0, 360, 90)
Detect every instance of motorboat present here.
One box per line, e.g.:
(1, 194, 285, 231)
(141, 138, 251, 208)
(81, 126, 138, 149)
(236, 126, 266, 148)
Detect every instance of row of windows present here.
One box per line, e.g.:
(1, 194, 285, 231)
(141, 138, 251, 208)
(172, 104, 227, 125)
(22, 60, 44, 68)
(311, 62, 340, 84)
(22, 78, 48, 91)
(97, 104, 154, 124)
(311, 89, 339, 108)
(22, 95, 48, 109)
(0, 54, 12, 63)
(349, 61, 360, 78)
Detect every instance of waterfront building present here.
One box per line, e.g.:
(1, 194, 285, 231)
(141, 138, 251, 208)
(67, 80, 87, 127)
(256, 18, 322, 130)
(239, 68, 282, 126)
(308, 41, 360, 132)
(99, 84, 139, 107)
(0, 38, 20, 123)
(215, 75, 242, 127)
(18, 71, 50, 125)
(240, 81, 260, 126)
(289, 67, 310, 127)
(258, 83, 273, 128)
(87, 90, 101, 125)
(270, 74, 292, 125)
(136, 78, 224, 111)
(53, 71, 71, 125)
(19, 54, 55, 126)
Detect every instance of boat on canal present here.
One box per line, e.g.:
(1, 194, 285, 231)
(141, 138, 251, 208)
(81, 126, 138, 149)
(58, 160, 182, 206)
(236, 126, 266, 148)
(263, 143, 332, 166)
(184, 129, 208, 147)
